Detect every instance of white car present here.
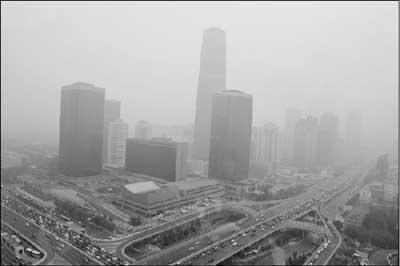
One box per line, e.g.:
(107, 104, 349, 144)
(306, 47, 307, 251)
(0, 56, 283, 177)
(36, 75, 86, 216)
(195, 241, 200, 245)
(188, 247, 195, 251)
(232, 242, 238, 246)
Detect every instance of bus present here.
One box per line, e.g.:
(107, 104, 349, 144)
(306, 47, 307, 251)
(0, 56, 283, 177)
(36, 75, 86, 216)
(60, 215, 71, 222)
(25, 248, 42, 258)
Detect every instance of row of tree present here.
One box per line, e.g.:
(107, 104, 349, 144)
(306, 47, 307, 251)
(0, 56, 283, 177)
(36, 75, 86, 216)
(344, 206, 399, 249)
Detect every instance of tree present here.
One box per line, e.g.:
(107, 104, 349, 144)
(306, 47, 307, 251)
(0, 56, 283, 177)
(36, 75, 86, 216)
(333, 220, 343, 232)
(129, 216, 142, 226)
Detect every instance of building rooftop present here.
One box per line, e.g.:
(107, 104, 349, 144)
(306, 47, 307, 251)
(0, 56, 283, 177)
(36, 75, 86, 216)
(61, 82, 105, 93)
(124, 181, 160, 194)
(215, 90, 252, 98)
(126, 137, 187, 145)
(171, 178, 220, 191)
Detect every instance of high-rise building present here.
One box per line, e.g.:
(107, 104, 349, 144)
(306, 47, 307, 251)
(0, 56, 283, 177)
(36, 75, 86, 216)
(59, 82, 105, 177)
(104, 100, 121, 124)
(250, 123, 279, 176)
(125, 138, 188, 182)
(103, 100, 121, 164)
(105, 119, 128, 168)
(316, 113, 339, 168)
(208, 90, 252, 181)
(281, 108, 302, 164)
(292, 116, 318, 171)
(376, 153, 389, 181)
(345, 111, 363, 164)
(193, 27, 226, 161)
(135, 120, 152, 139)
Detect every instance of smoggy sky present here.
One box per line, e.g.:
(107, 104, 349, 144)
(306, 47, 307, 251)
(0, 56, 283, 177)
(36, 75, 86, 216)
(1, 1, 398, 155)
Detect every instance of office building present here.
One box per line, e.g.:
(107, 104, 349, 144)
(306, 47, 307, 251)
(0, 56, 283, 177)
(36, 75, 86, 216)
(250, 123, 279, 176)
(105, 119, 129, 168)
(134, 120, 152, 139)
(376, 154, 389, 180)
(316, 112, 339, 168)
(292, 116, 319, 171)
(193, 27, 226, 161)
(282, 108, 302, 163)
(104, 100, 121, 124)
(125, 138, 188, 182)
(208, 90, 253, 181)
(103, 100, 121, 164)
(59, 82, 105, 177)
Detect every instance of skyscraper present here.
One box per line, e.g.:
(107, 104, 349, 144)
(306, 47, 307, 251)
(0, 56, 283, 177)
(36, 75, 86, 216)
(103, 100, 121, 164)
(135, 120, 152, 139)
(316, 112, 339, 168)
(105, 119, 128, 168)
(193, 27, 226, 161)
(293, 116, 318, 171)
(281, 108, 302, 164)
(104, 100, 121, 124)
(59, 82, 105, 177)
(208, 90, 252, 181)
(250, 123, 279, 176)
(376, 153, 389, 181)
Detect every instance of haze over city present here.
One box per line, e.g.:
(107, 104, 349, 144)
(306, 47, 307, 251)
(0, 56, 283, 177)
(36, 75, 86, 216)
(1, 2, 398, 156)
(1, 2, 398, 266)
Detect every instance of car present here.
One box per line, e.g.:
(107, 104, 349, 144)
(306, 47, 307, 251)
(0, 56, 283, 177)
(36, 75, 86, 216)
(195, 241, 200, 245)
(232, 242, 238, 246)
(201, 253, 206, 256)
(188, 247, 195, 251)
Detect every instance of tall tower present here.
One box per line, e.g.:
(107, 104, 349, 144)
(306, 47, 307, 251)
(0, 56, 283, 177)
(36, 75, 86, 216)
(106, 119, 128, 168)
(193, 27, 226, 161)
(282, 108, 302, 164)
(208, 90, 252, 181)
(103, 100, 121, 164)
(316, 112, 339, 168)
(135, 120, 152, 139)
(59, 82, 105, 177)
(293, 116, 319, 171)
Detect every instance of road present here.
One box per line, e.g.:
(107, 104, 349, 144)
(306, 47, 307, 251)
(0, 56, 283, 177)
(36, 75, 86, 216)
(169, 170, 360, 266)
(116, 178, 335, 265)
(1, 206, 100, 266)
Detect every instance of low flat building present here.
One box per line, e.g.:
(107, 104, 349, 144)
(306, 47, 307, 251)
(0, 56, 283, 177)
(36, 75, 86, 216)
(114, 179, 224, 217)
(221, 178, 265, 200)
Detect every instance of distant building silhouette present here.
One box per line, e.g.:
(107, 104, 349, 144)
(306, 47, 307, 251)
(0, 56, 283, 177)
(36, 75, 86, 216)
(105, 119, 128, 168)
(376, 153, 389, 181)
(250, 123, 279, 176)
(104, 100, 121, 124)
(59, 82, 105, 177)
(193, 27, 226, 161)
(316, 112, 339, 168)
(125, 138, 188, 182)
(282, 108, 302, 164)
(135, 120, 152, 139)
(345, 111, 363, 164)
(293, 116, 318, 171)
(103, 100, 121, 164)
(208, 90, 252, 181)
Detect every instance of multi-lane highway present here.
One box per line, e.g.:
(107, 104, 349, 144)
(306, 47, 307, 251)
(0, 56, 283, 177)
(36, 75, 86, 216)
(1, 207, 99, 265)
(1, 167, 365, 266)
(108, 171, 355, 265)
(166, 170, 360, 266)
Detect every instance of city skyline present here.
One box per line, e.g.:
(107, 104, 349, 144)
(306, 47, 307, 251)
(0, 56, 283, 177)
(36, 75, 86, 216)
(1, 2, 398, 157)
